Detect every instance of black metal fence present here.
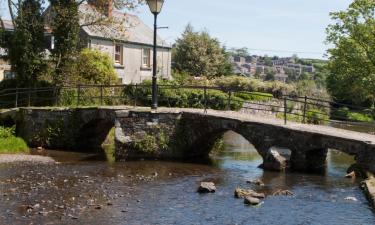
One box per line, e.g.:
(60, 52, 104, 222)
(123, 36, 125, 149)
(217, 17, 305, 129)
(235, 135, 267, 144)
(0, 84, 374, 132)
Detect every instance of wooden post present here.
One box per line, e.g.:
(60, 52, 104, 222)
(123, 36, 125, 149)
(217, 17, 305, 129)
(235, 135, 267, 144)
(284, 97, 287, 125)
(303, 96, 307, 124)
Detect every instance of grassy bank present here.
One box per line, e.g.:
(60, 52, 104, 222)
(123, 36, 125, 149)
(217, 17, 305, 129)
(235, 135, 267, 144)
(0, 126, 29, 154)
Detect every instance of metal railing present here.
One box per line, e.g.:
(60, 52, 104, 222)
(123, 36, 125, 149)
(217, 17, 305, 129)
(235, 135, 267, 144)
(0, 84, 374, 133)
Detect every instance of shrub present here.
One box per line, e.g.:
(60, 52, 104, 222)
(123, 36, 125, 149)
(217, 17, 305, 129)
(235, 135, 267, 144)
(0, 136, 29, 153)
(331, 107, 374, 122)
(123, 80, 243, 111)
(306, 109, 329, 125)
(234, 92, 273, 102)
(0, 126, 29, 153)
(0, 126, 14, 138)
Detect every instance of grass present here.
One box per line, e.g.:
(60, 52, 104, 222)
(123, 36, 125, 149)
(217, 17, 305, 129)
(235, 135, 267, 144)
(0, 126, 29, 154)
(235, 92, 273, 102)
(0, 136, 29, 154)
(347, 112, 373, 122)
(102, 127, 116, 163)
(331, 107, 374, 122)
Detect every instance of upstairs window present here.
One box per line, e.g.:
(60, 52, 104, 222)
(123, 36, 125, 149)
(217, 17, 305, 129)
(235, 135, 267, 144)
(142, 48, 151, 68)
(114, 44, 123, 65)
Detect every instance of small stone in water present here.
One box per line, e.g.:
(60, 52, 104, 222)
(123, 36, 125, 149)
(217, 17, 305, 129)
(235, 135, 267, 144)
(197, 182, 216, 193)
(244, 196, 261, 205)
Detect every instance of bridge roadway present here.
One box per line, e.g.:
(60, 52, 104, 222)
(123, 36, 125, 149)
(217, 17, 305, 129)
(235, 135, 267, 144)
(1, 106, 375, 174)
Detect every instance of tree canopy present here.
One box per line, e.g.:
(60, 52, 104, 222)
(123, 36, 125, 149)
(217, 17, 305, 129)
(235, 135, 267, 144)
(7, 0, 46, 87)
(173, 24, 232, 78)
(326, 0, 375, 106)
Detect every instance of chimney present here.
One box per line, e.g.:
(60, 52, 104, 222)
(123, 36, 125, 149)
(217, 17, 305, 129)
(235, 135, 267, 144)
(88, 0, 113, 18)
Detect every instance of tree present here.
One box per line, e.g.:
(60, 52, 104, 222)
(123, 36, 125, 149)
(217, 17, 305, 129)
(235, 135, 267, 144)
(50, 0, 80, 85)
(74, 48, 118, 84)
(326, 0, 375, 106)
(228, 47, 249, 57)
(173, 24, 232, 78)
(7, 0, 46, 87)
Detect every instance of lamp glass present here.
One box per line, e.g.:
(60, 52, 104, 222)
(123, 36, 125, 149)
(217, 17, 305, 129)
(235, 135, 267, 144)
(146, 0, 164, 14)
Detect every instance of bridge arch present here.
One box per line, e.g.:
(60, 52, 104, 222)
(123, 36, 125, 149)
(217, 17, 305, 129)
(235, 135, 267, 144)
(76, 118, 115, 151)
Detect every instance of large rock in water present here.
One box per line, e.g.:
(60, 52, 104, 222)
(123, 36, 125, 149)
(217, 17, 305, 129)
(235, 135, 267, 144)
(244, 196, 261, 205)
(234, 188, 265, 199)
(261, 149, 287, 171)
(197, 182, 216, 193)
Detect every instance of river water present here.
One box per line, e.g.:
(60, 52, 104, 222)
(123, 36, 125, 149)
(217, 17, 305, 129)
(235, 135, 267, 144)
(0, 131, 374, 225)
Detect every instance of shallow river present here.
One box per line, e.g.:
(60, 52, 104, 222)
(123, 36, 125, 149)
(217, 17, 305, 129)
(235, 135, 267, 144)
(0, 131, 374, 225)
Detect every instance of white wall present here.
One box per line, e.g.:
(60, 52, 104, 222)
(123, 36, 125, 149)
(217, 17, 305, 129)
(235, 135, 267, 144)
(89, 38, 172, 84)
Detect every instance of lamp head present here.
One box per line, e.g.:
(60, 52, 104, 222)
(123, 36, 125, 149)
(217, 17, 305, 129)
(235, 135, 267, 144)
(146, 0, 164, 15)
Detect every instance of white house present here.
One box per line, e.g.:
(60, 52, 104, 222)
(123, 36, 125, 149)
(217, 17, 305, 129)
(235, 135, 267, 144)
(77, 3, 172, 84)
(1, 2, 172, 84)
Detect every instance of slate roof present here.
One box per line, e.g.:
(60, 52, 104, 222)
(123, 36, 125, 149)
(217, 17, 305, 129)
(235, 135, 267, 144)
(79, 4, 171, 48)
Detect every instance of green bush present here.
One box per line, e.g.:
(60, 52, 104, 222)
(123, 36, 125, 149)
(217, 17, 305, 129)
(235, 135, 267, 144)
(123, 80, 243, 111)
(0, 126, 29, 153)
(0, 126, 14, 138)
(347, 112, 373, 122)
(234, 92, 273, 102)
(331, 107, 374, 122)
(306, 109, 329, 125)
(212, 76, 296, 97)
(0, 136, 29, 153)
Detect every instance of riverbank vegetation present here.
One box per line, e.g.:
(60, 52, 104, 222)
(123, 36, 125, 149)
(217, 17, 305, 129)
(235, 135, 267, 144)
(0, 126, 29, 154)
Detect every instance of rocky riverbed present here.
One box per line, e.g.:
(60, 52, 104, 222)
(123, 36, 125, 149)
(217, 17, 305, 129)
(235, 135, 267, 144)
(0, 132, 375, 224)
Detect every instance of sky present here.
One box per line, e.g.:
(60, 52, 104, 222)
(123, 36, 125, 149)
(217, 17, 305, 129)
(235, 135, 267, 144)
(135, 0, 353, 59)
(0, 0, 353, 59)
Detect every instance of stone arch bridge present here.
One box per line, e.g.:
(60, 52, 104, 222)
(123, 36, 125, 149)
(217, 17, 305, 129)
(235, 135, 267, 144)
(2, 107, 375, 174)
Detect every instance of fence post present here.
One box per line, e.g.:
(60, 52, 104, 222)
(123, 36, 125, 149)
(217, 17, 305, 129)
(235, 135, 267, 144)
(77, 85, 81, 107)
(15, 88, 18, 108)
(284, 96, 287, 125)
(227, 91, 232, 111)
(134, 84, 138, 107)
(54, 87, 58, 106)
(303, 96, 307, 124)
(204, 86, 207, 113)
(100, 85, 104, 106)
(27, 87, 31, 107)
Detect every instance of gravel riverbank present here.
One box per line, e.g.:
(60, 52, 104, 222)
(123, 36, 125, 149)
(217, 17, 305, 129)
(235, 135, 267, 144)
(0, 154, 55, 164)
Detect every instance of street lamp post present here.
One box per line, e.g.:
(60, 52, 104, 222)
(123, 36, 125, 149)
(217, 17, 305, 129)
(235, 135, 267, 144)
(146, 0, 164, 110)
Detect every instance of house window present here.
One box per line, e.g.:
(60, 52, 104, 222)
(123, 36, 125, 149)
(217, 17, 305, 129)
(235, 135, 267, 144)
(4, 70, 16, 80)
(142, 48, 151, 68)
(114, 44, 123, 65)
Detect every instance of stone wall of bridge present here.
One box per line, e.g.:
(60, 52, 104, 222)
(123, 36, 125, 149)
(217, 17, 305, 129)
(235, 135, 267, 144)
(3, 107, 375, 174)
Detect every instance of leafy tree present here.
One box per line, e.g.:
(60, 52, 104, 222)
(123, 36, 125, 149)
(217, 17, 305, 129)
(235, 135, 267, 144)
(326, 0, 375, 106)
(7, 0, 46, 87)
(74, 48, 118, 84)
(50, 0, 80, 85)
(173, 24, 232, 78)
(228, 47, 249, 57)
(264, 72, 275, 81)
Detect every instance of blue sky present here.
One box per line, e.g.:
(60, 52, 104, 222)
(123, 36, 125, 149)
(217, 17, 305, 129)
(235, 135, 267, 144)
(0, 0, 353, 59)
(135, 0, 352, 59)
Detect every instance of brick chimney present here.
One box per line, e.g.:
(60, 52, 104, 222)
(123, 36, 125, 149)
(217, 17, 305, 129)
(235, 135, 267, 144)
(88, 0, 113, 18)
